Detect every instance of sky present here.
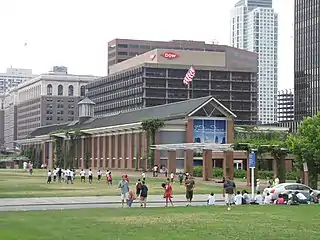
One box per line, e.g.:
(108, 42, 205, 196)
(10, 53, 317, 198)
(0, 0, 294, 90)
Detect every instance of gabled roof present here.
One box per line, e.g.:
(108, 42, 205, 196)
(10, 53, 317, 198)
(29, 96, 236, 137)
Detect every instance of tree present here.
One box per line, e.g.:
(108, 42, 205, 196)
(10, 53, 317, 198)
(50, 128, 89, 169)
(233, 127, 289, 183)
(286, 113, 320, 189)
(50, 132, 64, 168)
(141, 118, 165, 169)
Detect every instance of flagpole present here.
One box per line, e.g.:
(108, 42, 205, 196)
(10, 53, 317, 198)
(191, 80, 194, 99)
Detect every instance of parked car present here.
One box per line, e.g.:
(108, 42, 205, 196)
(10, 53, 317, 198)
(263, 183, 320, 201)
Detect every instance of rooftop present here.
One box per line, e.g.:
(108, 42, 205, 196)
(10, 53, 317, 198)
(28, 95, 236, 138)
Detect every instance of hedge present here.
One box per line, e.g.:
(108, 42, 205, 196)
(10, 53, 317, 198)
(193, 166, 299, 180)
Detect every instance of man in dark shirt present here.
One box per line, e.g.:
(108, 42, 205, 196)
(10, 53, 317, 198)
(223, 177, 236, 210)
(140, 181, 148, 208)
(185, 176, 195, 206)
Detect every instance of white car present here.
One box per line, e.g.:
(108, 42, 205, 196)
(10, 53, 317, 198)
(263, 183, 320, 201)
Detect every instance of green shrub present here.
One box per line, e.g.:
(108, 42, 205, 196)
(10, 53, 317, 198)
(192, 166, 300, 180)
(234, 169, 246, 178)
(212, 168, 223, 178)
(286, 170, 300, 180)
(257, 170, 274, 179)
(193, 166, 203, 177)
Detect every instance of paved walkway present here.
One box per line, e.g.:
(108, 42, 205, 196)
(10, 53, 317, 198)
(0, 194, 225, 207)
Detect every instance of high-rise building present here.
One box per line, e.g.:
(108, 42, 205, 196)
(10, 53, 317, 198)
(0, 68, 35, 94)
(277, 89, 294, 123)
(294, 0, 319, 121)
(3, 88, 18, 150)
(87, 48, 259, 125)
(15, 66, 98, 140)
(108, 39, 228, 72)
(0, 94, 5, 150)
(230, 0, 278, 124)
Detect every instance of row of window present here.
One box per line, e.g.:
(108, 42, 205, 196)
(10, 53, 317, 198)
(46, 84, 86, 96)
(46, 116, 74, 122)
(46, 110, 74, 115)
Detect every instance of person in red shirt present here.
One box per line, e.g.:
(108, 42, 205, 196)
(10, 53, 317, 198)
(162, 179, 174, 207)
(125, 175, 129, 183)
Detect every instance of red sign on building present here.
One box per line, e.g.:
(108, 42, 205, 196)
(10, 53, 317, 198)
(161, 52, 179, 59)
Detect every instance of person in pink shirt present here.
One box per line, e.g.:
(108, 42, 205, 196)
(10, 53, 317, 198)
(276, 194, 285, 204)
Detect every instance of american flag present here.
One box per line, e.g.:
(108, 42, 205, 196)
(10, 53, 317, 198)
(183, 66, 195, 85)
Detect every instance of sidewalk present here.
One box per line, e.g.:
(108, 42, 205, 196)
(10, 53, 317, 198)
(0, 194, 225, 207)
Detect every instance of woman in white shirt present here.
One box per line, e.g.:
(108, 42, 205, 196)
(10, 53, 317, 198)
(254, 191, 264, 205)
(264, 193, 272, 204)
(242, 190, 250, 204)
(234, 191, 242, 205)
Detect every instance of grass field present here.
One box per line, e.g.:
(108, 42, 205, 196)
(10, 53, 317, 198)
(0, 205, 319, 240)
(0, 169, 250, 198)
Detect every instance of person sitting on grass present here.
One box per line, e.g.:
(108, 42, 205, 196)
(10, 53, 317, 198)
(307, 190, 316, 203)
(251, 191, 263, 205)
(295, 191, 308, 204)
(264, 192, 272, 205)
(242, 190, 250, 204)
(287, 191, 299, 205)
(275, 194, 285, 204)
(127, 189, 135, 208)
(234, 191, 242, 205)
(207, 193, 215, 206)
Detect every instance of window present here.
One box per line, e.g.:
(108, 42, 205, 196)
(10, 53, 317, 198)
(68, 85, 74, 96)
(284, 185, 298, 191)
(58, 85, 63, 96)
(80, 86, 85, 97)
(47, 84, 52, 95)
(296, 185, 310, 191)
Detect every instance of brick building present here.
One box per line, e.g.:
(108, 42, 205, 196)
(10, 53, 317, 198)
(17, 96, 293, 179)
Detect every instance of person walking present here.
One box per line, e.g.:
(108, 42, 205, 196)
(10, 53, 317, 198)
(223, 177, 236, 211)
(118, 175, 129, 208)
(185, 176, 195, 206)
(140, 181, 148, 208)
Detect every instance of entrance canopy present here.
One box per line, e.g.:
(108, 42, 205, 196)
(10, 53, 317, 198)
(150, 143, 232, 151)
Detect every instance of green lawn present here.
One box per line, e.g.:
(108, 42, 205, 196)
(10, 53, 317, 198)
(0, 206, 319, 240)
(0, 169, 250, 198)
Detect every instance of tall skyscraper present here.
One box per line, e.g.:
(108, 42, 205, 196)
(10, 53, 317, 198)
(294, 1, 318, 121)
(0, 68, 35, 94)
(230, 0, 278, 124)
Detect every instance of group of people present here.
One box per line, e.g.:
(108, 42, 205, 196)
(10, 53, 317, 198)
(118, 172, 196, 208)
(23, 161, 33, 175)
(46, 168, 116, 184)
